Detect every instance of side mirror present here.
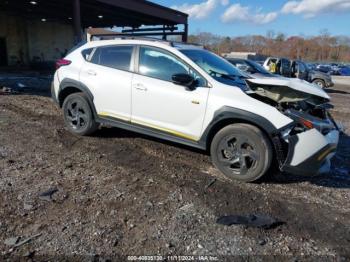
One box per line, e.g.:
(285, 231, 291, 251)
(172, 73, 195, 90)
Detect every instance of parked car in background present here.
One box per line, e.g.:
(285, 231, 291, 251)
(291, 60, 334, 88)
(338, 66, 350, 76)
(328, 64, 350, 76)
(226, 58, 276, 78)
(307, 63, 318, 71)
(316, 64, 332, 74)
(263, 57, 292, 77)
(263, 57, 333, 88)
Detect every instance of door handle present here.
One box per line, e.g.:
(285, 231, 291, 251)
(134, 83, 147, 91)
(87, 69, 97, 76)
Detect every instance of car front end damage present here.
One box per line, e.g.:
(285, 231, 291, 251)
(277, 110, 339, 176)
(246, 78, 340, 176)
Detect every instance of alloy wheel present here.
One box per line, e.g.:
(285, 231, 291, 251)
(66, 100, 89, 130)
(216, 134, 259, 176)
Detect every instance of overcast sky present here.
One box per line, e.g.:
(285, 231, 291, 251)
(152, 0, 350, 36)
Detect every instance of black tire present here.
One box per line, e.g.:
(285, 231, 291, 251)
(62, 92, 99, 136)
(210, 123, 273, 182)
(312, 79, 325, 88)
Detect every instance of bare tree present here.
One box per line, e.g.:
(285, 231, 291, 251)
(188, 30, 350, 62)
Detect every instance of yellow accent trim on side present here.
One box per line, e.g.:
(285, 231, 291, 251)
(98, 112, 199, 141)
(132, 119, 199, 141)
(317, 145, 337, 161)
(98, 111, 129, 121)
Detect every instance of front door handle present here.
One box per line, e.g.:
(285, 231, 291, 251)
(87, 69, 97, 76)
(134, 83, 147, 91)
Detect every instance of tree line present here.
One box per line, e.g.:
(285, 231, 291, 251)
(188, 30, 350, 62)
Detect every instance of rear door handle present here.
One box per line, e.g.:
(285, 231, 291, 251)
(134, 83, 147, 91)
(87, 70, 97, 76)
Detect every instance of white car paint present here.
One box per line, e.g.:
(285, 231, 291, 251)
(53, 38, 339, 176)
(289, 129, 338, 166)
(131, 73, 209, 140)
(80, 61, 133, 121)
(202, 81, 293, 132)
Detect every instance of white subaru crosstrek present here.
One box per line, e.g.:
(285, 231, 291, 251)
(52, 38, 340, 182)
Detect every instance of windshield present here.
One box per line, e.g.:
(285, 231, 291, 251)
(180, 49, 249, 90)
(180, 49, 244, 77)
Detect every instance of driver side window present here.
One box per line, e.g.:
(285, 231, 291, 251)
(139, 46, 205, 86)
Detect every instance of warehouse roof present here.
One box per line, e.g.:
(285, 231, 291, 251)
(1, 0, 188, 28)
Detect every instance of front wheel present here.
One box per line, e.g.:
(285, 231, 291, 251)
(312, 79, 325, 88)
(62, 93, 99, 136)
(210, 123, 273, 182)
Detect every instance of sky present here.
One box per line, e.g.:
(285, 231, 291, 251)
(152, 0, 350, 37)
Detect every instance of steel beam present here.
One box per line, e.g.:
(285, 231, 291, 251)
(73, 0, 82, 43)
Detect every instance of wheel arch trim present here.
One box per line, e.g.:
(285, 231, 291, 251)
(200, 106, 279, 150)
(58, 78, 97, 116)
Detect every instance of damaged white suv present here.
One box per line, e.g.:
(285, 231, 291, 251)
(52, 38, 340, 182)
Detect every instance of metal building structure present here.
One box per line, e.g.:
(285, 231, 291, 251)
(0, 0, 188, 66)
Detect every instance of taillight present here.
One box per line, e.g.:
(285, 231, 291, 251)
(56, 59, 71, 69)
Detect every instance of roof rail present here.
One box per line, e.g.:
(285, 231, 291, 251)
(90, 34, 172, 45)
(90, 34, 203, 48)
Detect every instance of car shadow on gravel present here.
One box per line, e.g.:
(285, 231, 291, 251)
(326, 88, 350, 95)
(94, 126, 350, 189)
(268, 132, 350, 189)
(93, 127, 207, 154)
(0, 75, 52, 97)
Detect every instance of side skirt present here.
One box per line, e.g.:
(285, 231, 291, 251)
(96, 116, 207, 150)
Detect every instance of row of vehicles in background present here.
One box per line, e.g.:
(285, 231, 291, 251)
(308, 63, 350, 76)
(227, 57, 334, 89)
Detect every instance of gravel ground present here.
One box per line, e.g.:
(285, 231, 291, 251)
(0, 77, 350, 261)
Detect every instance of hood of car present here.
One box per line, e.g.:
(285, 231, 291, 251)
(245, 77, 330, 103)
(248, 72, 278, 78)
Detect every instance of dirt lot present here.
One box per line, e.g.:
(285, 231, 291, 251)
(1, 77, 350, 260)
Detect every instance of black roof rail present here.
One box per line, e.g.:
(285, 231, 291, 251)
(90, 34, 203, 48)
(90, 34, 172, 45)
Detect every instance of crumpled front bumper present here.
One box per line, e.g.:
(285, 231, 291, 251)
(281, 128, 339, 176)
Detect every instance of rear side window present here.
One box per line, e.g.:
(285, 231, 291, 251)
(90, 45, 133, 71)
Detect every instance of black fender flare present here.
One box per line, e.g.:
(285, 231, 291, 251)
(199, 106, 279, 149)
(58, 78, 97, 117)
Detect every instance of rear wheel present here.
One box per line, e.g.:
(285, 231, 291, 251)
(312, 79, 325, 88)
(210, 123, 273, 182)
(62, 93, 99, 136)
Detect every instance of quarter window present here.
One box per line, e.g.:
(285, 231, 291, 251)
(90, 45, 133, 71)
(81, 48, 93, 61)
